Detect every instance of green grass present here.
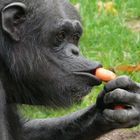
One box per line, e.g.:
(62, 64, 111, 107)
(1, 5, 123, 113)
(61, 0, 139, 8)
(20, 0, 140, 123)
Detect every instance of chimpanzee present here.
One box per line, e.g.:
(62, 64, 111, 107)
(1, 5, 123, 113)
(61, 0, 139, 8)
(0, 0, 140, 140)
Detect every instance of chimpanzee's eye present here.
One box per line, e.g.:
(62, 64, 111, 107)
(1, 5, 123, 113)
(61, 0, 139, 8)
(73, 33, 80, 42)
(56, 31, 66, 42)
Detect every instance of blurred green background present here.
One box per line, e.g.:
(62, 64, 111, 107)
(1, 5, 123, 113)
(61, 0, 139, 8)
(20, 0, 140, 129)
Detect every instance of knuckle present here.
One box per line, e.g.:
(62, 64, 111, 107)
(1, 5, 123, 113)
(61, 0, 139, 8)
(113, 88, 123, 94)
(104, 89, 123, 103)
(117, 76, 132, 87)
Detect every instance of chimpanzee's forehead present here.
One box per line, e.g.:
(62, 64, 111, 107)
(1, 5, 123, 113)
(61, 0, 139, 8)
(35, 0, 82, 37)
(43, 0, 81, 21)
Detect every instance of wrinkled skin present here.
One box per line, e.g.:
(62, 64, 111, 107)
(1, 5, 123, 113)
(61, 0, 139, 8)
(0, 0, 140, 140)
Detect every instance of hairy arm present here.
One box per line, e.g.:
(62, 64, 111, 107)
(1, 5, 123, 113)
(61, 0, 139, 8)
(23, 105, 108, 140)
(23, 76, 140, 140)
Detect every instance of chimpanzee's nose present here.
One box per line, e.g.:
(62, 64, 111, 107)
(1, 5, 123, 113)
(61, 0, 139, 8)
(71, 47, 80, 56)
(66, 44, 80, 57)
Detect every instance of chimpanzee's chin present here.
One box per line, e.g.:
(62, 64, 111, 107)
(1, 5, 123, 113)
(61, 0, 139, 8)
(71, 87, 93, 104)
(49, 87, 92, 108)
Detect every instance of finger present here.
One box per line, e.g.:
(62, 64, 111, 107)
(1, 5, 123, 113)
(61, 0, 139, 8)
(104, 76, 137, 92)
(103, 108, 140, 123)
(104, 88, 138, 105)
(96, 90, 106, 109)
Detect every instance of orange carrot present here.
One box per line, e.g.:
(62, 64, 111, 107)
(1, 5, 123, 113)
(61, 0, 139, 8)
(95, 68, 124, 110)
(95, 68, 116, 82)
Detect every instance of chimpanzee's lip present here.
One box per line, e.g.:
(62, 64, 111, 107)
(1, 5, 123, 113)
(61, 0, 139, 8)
(73, 66, 102, 86)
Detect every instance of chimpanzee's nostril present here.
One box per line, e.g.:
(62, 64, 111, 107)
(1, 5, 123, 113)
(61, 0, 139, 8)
(71, 48, 79, 56)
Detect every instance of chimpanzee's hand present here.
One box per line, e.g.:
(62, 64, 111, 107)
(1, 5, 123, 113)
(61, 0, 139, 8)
(95, 76, 140, 130)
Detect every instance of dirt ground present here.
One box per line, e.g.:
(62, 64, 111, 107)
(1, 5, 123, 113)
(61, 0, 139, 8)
(96, 129, 140, 140)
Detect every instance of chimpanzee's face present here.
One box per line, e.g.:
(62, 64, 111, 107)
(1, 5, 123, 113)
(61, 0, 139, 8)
(1, 0, 102, 107)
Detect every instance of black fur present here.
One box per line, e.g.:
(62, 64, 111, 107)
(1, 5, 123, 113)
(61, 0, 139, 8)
(0, 0, 140, 140)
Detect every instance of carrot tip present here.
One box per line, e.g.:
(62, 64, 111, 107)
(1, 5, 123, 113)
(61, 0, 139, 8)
(95, 68, 116, 82)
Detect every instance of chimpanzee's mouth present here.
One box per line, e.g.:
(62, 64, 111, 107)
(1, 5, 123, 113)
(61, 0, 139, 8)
(73, 67, 102, 86)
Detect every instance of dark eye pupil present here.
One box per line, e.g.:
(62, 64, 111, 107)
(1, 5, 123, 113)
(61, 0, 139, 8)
(57, 31, 65, 41)
(73, 34, 80, 41)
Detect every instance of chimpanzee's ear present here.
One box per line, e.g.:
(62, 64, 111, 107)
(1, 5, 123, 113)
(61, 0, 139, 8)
(1, 2, 26, 41)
